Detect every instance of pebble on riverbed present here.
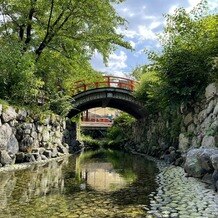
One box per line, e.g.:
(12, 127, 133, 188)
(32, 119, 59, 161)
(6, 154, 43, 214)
(146, 156, 218, 218)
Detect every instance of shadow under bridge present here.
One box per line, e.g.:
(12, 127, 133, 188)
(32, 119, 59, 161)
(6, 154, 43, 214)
(67, 76, 147, 119)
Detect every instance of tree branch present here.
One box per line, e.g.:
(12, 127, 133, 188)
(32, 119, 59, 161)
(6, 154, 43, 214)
(46, 0, 54, 37)
(25, 0, 37, 45)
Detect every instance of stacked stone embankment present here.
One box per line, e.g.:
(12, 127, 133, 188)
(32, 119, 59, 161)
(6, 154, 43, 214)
(130, 82, 218, 188)
(0, 105, 72, 167)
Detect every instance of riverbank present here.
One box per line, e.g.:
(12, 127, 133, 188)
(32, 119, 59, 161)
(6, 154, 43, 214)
(0, 153, 71, 173)
(132, 151, 218, 217)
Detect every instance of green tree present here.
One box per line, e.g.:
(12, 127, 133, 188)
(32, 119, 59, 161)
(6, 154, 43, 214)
(135, 1, 217, 111)
(0, 0, 131, 113)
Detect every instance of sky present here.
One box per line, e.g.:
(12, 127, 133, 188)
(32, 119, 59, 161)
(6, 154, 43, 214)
(91, 0, 218, 77)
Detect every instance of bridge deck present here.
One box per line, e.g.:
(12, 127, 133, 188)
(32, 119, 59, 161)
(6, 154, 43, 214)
(81, 121, 113, 129)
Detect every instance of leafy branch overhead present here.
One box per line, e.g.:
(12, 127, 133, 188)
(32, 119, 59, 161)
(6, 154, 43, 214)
(0, 0, 131, 114)
(134, 0, 218, 113)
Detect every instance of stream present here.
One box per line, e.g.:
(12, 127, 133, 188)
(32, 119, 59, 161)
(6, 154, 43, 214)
(0, 150, 158, 218)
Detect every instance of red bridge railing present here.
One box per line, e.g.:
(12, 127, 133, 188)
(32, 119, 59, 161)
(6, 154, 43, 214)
(74, 76, 136, 93)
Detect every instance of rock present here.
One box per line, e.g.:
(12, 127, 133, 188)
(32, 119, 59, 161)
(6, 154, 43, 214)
(0, 123, 12, 150)
(0, 123, 18, 154)
(198, 151, 214, 173)
(17, 109, 27, 121)
(32, 153, 42, 161)
(175, 157, 185, 166)
(0, 150, 13, 166)
(206, 100, 215, 115)
(2, 106, 17, 123)
(178, 133, 189, 152)
(0, 104, 2, 115)
(202, 173, 212, 184)
(212, 170, 218, 192)
(213, 103, 218, 116)
(25, 153, 36, 162)
(201, 136, 215, 148)
(184, 149, 203, 178)
(15, 152, 25, 163)
(187, 123, 195, 133)
(43, 150, 52, 158)
(35, 124, 44, 133)
(31, 131, 38, 139)
(198, 110, 207, 123)
(42, 130, 50, 142)
(47, 148, 58, 158)
(191, 136, 200, 148)
(7, 134, 19, 155)
(211, 154, 218, 170)
(184, 149, 218, 178)
(20, 135, 34, 152)
(41, 154, 48, 160)
(57, 144, 69, 154)
(205, 83, 217, 100)
(184, 113, 193, 126)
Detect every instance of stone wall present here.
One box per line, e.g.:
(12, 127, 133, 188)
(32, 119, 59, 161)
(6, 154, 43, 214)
(130, 82, 218, 159)
(179, 83, 218, 152)
(129, 82, 218, 189)
(0, 105, 77, 167)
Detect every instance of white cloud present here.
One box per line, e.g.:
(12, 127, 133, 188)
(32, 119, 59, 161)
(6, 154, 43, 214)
(129, 40, 136, 49)
(91, 51, 128, 77)
(149, 21, 162, 30)
(188, 0, 202, 8)
(117, 28, 138, 39)
(186, 0, 203, 12)
(108, 51, 127, 70)
(138, 25, 157, 40)
(168, 4, 179, 14)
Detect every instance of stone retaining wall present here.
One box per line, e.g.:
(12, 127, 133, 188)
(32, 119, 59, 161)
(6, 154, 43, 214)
(0, 105, 76, 167)
(131, 82, 218, 156)
(179, 82, 218, 151)
(129, 82, 218, 190)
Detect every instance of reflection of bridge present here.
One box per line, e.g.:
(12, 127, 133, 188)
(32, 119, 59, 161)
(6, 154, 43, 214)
(68, 76, 146, 119)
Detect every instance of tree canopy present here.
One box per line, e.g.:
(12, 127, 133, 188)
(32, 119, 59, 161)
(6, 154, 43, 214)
(0, 0, 130, 114)
(134, 0, 218, 112)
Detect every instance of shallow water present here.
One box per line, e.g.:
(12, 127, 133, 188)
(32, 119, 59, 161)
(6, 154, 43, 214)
(0, 150, 158, 218)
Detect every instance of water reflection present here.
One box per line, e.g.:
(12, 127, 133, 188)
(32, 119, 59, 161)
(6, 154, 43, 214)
(76, 150, 137, 192)
(0, 150, 158, 218)
(80, 162, 128, 191)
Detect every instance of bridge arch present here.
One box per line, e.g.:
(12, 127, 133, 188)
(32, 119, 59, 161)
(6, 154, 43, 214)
(68, 87, 147, 119)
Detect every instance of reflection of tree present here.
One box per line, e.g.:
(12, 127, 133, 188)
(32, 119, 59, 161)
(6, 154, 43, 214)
(75, 149, 158, 205)
(0, 158, 68, 216)
(76, 149, 138, 183)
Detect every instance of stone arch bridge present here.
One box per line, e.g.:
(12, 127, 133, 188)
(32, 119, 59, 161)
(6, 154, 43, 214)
(68, 76, 146, 119)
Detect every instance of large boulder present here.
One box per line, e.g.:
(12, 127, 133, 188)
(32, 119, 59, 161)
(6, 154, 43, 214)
(0, 124, 19, 154)
(184, 148, 218, 178)
(2, 106, 17, 123)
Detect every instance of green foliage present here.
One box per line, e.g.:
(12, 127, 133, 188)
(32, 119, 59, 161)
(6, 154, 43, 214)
(0, 0, 130, 114)
(107, 113, 135, 146)
(134, 66, 163, 113)
(134, 1, 218, 113)
(80, 134, 102, 150)
(0, 41, 43, 103)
